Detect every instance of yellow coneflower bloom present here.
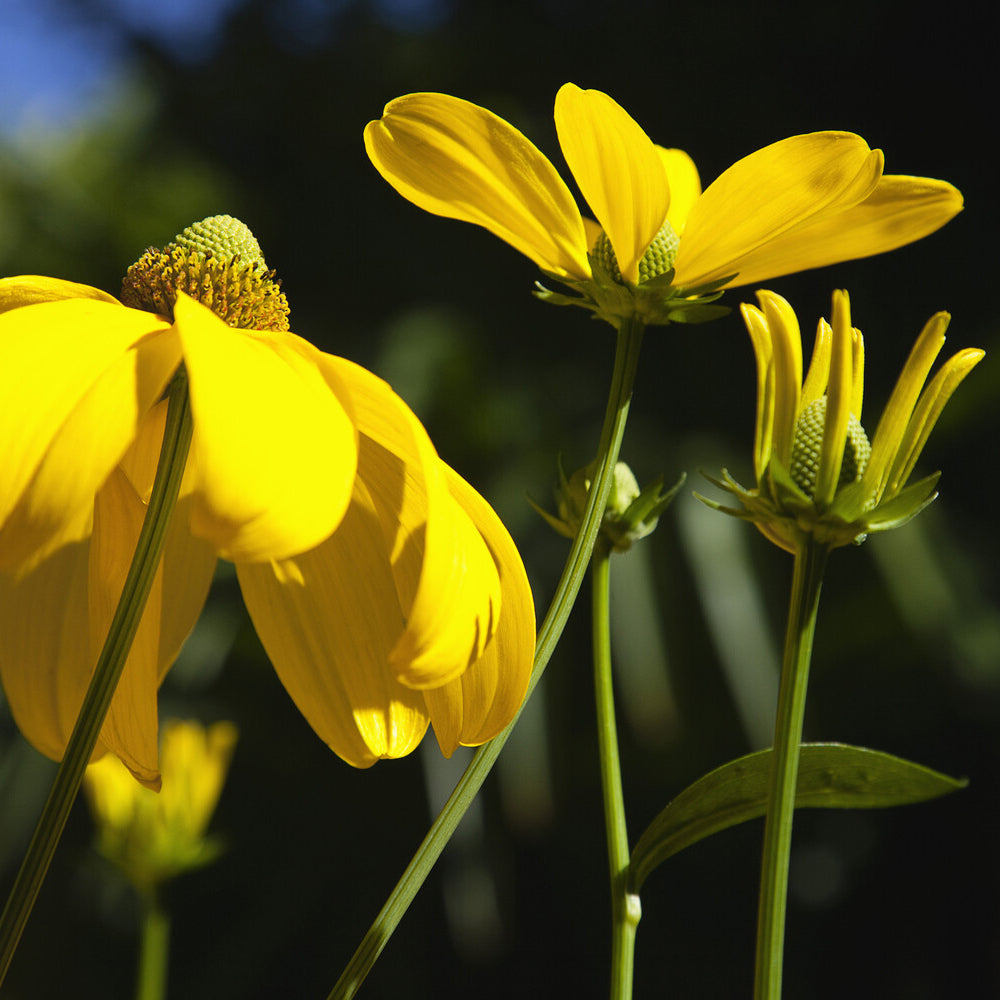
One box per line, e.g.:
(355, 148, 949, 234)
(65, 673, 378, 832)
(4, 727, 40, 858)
(365, 83, 962, 297)
(0, 216, 534, 786)
(84, 719, 238, 891)
(704, 289, 984, 552)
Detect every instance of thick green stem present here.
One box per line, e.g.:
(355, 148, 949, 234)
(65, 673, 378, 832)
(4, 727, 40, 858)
(592, 545, 640, 1000)
(135, 889, 171, 1000)
(753, 538, 829, 999)
(327, 316, 646, 1000)
(0, 369, 193, 986)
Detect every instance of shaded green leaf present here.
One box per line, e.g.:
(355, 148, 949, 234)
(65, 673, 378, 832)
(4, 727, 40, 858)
(629, 743, 966, 893)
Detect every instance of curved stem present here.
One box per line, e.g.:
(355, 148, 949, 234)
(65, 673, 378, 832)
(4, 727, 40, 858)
(327, 316, 646, 1000)
(592, 545, 640, 1000)
(0, 369, 193, 986)
(753, 538, 829, 999)
(135, 888, 171, 1000)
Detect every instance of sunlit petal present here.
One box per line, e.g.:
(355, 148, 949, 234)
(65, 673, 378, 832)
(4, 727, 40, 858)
(174, 294, 357, 563)
(424, 466, 535, 755)
(365, 92, 590, 279)
(740, 303, 775, 482)
(657, 147, 701, 233)
(0, 275, 120, 314)
(0, 300, 178, 573)
(699, 174, 964, 289)
(320, 355, 502, 689)
(674, 132, 883, 288)
(236, 477, 430, 768)
(555, 83, 670, 284)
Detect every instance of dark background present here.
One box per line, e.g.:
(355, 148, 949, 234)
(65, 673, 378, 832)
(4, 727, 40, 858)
(1, 1, 997, 996)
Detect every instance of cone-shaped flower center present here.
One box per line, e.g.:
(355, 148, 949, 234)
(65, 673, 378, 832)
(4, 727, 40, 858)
(591, 220, 679, 285)
(120, 214, 291, 331)
(790, 396, 871, 498)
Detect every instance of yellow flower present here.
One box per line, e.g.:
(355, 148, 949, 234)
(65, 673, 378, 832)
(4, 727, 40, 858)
(703, 289, 984, 552)
(0, 218, 534, 785)
(365, 83, 962, 301)
(84, 719, 237, 891)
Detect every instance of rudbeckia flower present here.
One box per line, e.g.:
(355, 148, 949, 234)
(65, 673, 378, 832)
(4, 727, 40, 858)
(84, 719, 238, 891)
(0, 216, 534, 786)
(365, 84, 962, 323)
(702, 289, 983, 552)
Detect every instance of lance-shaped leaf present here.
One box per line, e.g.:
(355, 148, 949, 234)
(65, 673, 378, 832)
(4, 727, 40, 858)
(629, 743, 966, 893)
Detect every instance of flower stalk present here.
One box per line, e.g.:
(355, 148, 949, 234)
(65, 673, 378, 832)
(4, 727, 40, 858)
(754, 537, 829, 999)
(327, 316, 645, 1000)
(591, 542, 640, 999)
(0, 367, 192, 986)
(135, 888, 171, 1000)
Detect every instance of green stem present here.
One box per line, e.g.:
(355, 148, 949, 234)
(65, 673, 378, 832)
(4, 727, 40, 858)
(327, 316, 646, 1000)
(591, 545, 640, 1000)
(0, 369, 193, 986)
(135, 888, 171, 1000)
(753, 538, 829, 999)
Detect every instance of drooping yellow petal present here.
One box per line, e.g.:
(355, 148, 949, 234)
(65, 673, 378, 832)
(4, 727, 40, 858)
(696, 174, 964, 289)
(0, 276, 121, 314)
(365, 92, 590, 280)
(673, 132, 883, 288)
(0, 300, 178, 573)
(0, 536, 95, 763)
(174, 294, 357, 563)
(320, 355, 502, 689)
(657, 147, 701, 233)
(236, 477, 430, 768)
(424, 466, 535, 755)
(88, 461, 217, 788)
(555, 84, 670, 285)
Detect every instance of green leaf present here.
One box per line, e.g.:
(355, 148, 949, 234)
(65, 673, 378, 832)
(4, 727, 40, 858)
(628, 743, 966, 893)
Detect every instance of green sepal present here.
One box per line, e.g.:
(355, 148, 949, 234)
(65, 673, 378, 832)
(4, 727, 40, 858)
(532, 263, 733, 329)
(628, 743, 966, 893)
(862, 472, 941, 532)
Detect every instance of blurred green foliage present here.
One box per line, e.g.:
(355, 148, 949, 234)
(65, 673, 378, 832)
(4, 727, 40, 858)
(1, 1, 997, 996)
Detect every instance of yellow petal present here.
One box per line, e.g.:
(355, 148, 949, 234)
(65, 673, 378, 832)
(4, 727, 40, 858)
(887, 346, 984, 493)
(863, 312, 949, 504)
(0, 275, 120, 314)
(365, 92, 590, 280)
(236, 477, 430, 768)
(424, 465, 535, 755)
(740, 302, 776, 481)
(699, 174, 964, 289)
(174, 294, 357, 562)
(555, 83, 670, 285)
(89, 462, 217, 787)
(757, 291, 802, 468)
(0, 300, 178, 573)
(0, 536, 96, 764)
(814, 291, 855, 507)
(657, 147, 701, 233)
(673, 132, 883, 288)
(320, 355, 502, 689)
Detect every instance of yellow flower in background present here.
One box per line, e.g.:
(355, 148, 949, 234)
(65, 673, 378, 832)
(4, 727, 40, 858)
(0, 216, 534, 786)
(365, 83, 962, 299)
(703, 289, 984, 552)
(84, 720, 237, 892)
